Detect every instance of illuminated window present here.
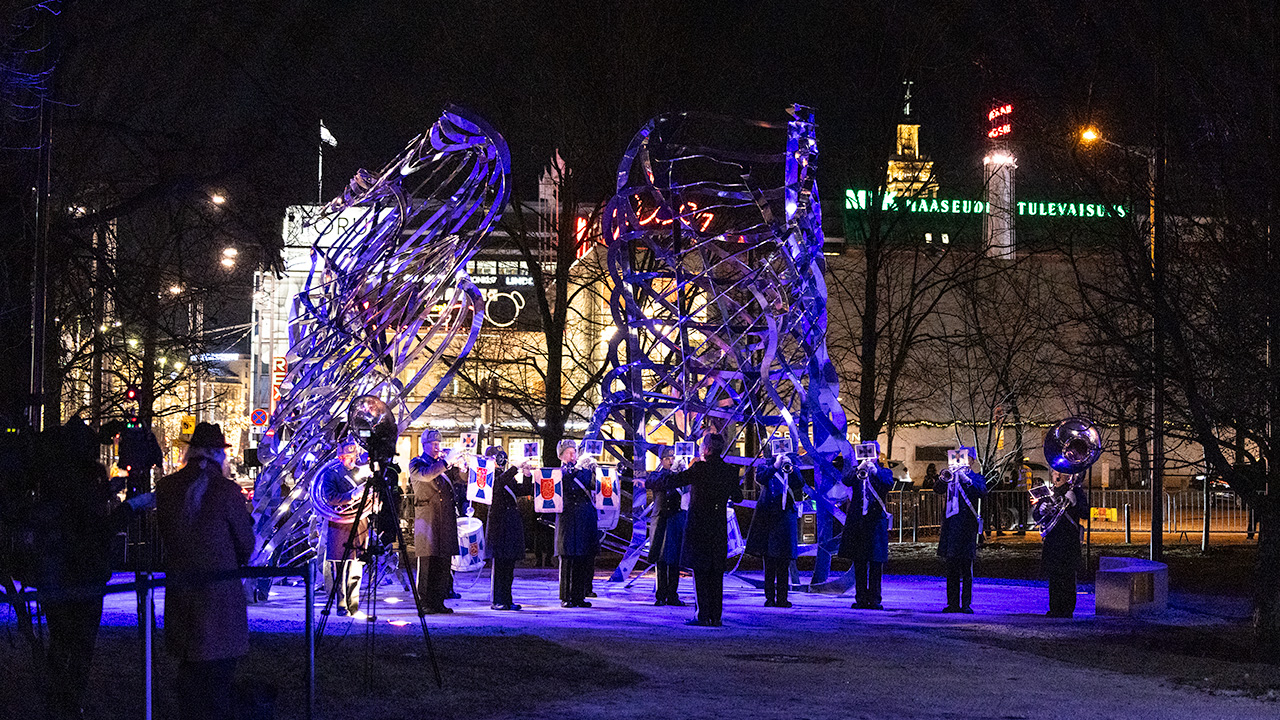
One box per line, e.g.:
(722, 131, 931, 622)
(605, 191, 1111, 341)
(924, 233, 933, 243)
(942, 234, 950, 244)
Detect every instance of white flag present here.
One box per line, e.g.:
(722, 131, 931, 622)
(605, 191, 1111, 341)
(320, 121, 338, 147)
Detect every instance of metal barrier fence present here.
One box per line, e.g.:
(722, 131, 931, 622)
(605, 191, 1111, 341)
(883, 488, 1259, 543)
(2, 564, 316, 720)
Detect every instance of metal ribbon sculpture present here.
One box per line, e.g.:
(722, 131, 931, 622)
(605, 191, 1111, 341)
(251, 107, 510, 565)
(587, 105, 853, 582)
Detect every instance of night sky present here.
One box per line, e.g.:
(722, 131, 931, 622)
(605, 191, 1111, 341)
(0, 0, 1261, 419)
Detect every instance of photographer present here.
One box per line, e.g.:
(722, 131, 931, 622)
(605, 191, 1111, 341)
(745, 452, 802, 608)
(934, 450, 987, 613)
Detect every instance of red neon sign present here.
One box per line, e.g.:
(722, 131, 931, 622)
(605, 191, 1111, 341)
(987, 103, 1013, 139)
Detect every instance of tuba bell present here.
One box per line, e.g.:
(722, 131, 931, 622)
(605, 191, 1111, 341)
(1033, 417, 1102, 534)
(1042, 417, 1102, 475)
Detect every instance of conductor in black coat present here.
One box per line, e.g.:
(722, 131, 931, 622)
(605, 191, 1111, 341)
(1033, 471, 1089, 618)
(838, 453, 894, 610)
(746, 453, 802, 607)
(483, 446, 533, 610)
(934, 460, 988, 613)
(647, 432, 743, 627)
(647, 446, 687, 606)
(555, 439, 599, 608)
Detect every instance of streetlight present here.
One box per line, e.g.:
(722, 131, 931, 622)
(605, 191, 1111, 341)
(1080, 125, 1166, 562)
(221, 247, 237, 270)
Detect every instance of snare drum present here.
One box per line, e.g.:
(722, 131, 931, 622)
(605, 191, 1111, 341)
(452, 516, 486, 572)
(726, 506, 745, 558)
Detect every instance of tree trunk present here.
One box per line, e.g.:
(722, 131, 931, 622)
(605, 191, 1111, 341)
(1256, 506, 1280, 663)
(1117, 411, 1131, 490)
(1135, 402, 1151, 488)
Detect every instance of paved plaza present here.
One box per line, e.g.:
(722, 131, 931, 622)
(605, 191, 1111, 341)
(88, 568, 1277, 719)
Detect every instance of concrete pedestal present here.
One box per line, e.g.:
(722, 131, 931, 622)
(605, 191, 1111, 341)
(1095, 556, 1168, 616)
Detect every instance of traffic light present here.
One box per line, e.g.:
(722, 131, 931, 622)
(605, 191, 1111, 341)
(125, 386, 139, 401)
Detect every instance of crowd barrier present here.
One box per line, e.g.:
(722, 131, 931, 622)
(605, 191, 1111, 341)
(881, 488, 1258, 545)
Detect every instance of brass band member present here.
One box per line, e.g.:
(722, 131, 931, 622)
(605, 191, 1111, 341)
(647, 445, 687, 606)
(319, 442, 366, 616)
(410, 430, 462, 614)
(648, 433, 743, 627)
(555, 439, 599, 608)
(839, 444, 894, 610)
(934, 450, 987, 613)
(746, 451, 802, 608)
(483, 446, 533, 610)
(1033, 470, 1089, 618)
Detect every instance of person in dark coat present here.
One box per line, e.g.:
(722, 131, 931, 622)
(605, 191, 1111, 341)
(1033, 470, 1089, 618)
(746, 453, 802, 607)
(555, 439, 599, 607)
(647, 445, 687, 606)
(155, 423, 255, 720)
(483, 446, 533, 610)
(647, 432, 743, 627)
(409, 429, 461, 613)
(318, 444, 366, 616)
(36, 419, 150, 718)
(838, 449, 894, 610)
(934, 455, 988, 613)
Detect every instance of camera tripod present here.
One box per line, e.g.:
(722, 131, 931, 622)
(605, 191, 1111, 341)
(315, 457, 442, 689)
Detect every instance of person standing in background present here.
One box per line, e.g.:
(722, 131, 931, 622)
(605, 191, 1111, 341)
(647, 445, 687, 606)
(483, 446, 533, 610)
(648, 432, 743, 627)
(746, 451, 802, 608)
(154, 423, 255, 720)
(555, 439, 599, 608)
(934, 450, 988, 613)
(409, 430, 460, 613)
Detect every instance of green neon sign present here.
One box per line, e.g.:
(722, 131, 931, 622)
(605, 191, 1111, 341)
(844, 189, 1127, 219)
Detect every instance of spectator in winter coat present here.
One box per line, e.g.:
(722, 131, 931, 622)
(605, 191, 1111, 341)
(155, 422, 255, 720)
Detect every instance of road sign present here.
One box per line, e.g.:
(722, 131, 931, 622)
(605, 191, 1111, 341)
(251, 408, 269, 426)
(180, 415, 197, 435)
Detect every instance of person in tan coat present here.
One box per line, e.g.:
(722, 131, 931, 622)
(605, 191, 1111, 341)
(409, 429, 461, 613)
(155, 422, 255, 720)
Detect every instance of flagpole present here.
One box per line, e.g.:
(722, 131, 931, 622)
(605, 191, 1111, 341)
(318, 119, 324, 205)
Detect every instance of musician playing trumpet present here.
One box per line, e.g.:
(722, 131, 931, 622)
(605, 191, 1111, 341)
(1032, 470, 1090, 618)
(933, 448, 987, 614)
